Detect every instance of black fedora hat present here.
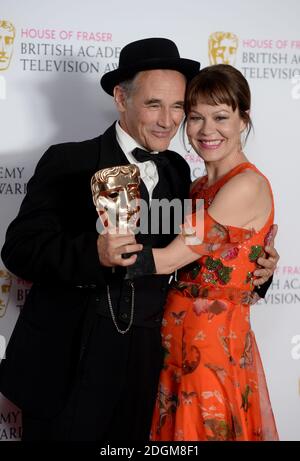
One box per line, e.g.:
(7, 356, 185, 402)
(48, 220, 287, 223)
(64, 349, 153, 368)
(100, 37, 200, 96)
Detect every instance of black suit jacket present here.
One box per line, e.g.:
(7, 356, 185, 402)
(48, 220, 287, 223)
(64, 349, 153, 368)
(0, 123, 191, 418)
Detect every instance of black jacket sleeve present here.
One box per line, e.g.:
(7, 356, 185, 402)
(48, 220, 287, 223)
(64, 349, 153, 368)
(1, 145, 107, 288)
(254, 275, 273, 298)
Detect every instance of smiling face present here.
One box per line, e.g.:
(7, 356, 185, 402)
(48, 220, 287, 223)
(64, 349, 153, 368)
(187, 101, 246, 163)
(185, 64, 252, 164)
(114, 69, 186, 152)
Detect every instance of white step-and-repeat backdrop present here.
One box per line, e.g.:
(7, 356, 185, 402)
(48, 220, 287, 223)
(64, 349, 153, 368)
(0, 0, 299, 441)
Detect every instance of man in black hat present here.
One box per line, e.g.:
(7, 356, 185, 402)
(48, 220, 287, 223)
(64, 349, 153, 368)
(0, 38, 278, 441)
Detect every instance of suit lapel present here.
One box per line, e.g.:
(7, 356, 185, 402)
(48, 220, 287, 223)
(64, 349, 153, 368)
(97, 122, 129, 169)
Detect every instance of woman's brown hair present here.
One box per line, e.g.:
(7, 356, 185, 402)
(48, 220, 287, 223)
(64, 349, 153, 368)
(185, 64, 253, 141)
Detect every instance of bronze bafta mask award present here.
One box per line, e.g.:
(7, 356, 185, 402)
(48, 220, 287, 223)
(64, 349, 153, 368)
(91, 164, 155, 281)
(91, 164, 141, 234)
(91, 165, 142, 334)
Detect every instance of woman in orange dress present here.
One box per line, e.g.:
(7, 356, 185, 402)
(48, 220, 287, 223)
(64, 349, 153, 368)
(150, 64, 279, 441)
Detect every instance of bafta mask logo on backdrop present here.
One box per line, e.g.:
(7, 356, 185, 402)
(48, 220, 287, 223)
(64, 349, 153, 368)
(208, 32, 239, 65)
(91, 164, 141, 233)
(0, 20, 16, 71)
(0, 269, 12, 317)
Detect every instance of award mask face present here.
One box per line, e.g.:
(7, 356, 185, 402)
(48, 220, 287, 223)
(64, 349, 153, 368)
(0, 269, 12, 318)
(91, 165, 141, 231)
(0, 21, 16, 71)
(208, 31, 238, 65)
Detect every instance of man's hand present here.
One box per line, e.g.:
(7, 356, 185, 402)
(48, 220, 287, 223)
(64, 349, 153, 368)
(242, 291, 261, 305)
(97, 229, 143, 267)
(253, 224, 279, 286)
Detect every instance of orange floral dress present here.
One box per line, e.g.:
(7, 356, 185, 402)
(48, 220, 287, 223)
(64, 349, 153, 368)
(151, 162, 279, 441)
